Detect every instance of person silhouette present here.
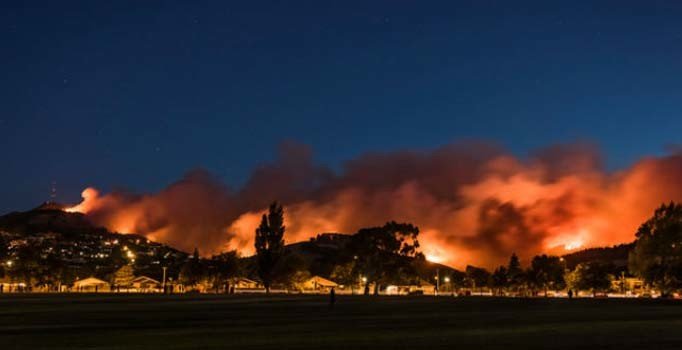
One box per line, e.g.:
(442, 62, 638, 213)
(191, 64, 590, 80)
(568, 289, 574, 299)
(329, 287, 336, 309)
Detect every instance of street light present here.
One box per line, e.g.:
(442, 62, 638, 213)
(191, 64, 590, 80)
(162, 266, 168, 294)
(434, 268, 440, 295)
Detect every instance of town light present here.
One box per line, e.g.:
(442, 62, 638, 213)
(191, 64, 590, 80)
(361, 276, 367, 283)
(6, 260, 13, 267)
(444, 277, 450, 283)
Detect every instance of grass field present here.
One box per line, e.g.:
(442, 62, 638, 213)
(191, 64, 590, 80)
(1, 294, 682, 349)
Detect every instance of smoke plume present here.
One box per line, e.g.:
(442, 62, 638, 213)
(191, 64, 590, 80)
(67, 141, 682, 268)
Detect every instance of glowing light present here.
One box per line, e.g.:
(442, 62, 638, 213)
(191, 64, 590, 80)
(564, 240, 584, 250)
(547, 229, 589, 252)
(62, 141, 679, 270)
(64, 188, 99, 213)
(425, 254, 444, 264)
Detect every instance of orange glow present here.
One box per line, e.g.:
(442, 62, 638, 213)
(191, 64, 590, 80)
(65, 187, 100, 213)
(563, 240, 584, 251)
(62, 145, 682, 268)
(425, 254, 445, 264)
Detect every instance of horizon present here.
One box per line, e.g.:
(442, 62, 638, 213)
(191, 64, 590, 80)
(4, 1, 682, 212)
(14, 141, 680, 269)
(0, 199, 637, 271)
(5, 3, 682, 348)
(3, 1, 682, 269)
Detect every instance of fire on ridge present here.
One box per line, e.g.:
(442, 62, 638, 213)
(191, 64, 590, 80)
(64, 142, 682, 268)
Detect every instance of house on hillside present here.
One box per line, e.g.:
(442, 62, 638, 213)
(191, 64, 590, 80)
(73, 277, 110, 292)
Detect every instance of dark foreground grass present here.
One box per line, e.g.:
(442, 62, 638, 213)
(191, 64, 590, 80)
(1, 294, 682, 350)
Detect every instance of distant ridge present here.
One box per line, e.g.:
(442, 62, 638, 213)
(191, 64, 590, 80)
(33, 201, 67, 211)
(561, 243, 634, 269)
(0, 204, 636, 273)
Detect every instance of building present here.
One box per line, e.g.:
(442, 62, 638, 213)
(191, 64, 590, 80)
(131, 276, 161, 292)
(299, 276, 338, 292)
(611, 276, 646, 295)
(386, 279, 436, 295)
(0, 277, 27, 293)
(73, 277, 110, 292)
(233, 277, 261, 290)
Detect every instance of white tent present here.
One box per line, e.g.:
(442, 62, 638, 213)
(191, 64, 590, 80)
(73, 277, 110, 292)
(300, 276, 338, 291)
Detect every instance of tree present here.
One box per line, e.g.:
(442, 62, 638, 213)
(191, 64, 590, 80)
(567, 261, 612, 296)
(629, 202, 682, 295)
(11, 243, 42, 289)
(255, 202, 286, 293)
(113, 264, 135, 291)
(465, 265, 491, 293)
(346, 221, 422, 295)
(0, 236, 7, 280)
(179, 248, 205, 290)
(506, 253, 525, 294)
(37, 249, 67, 291)
(272, 253, 310, 291)
(528, 255, 566, 297)
(491, 266, 508, 295)
(330, 261, 358, 293)
(209, 251, 241, 293)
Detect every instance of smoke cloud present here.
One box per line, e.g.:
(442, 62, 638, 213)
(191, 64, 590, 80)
(67, 141, 682, 268)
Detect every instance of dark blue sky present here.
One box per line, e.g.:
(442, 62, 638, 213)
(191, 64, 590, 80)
(2, 1, 682, 213)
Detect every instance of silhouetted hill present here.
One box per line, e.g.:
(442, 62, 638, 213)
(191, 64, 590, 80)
(0, 202, 109, 238)
(1, 205, 636, 281)
(0, 205, 188, 280)
(561, 243, 634, 269)
(286, 232, 463, 282)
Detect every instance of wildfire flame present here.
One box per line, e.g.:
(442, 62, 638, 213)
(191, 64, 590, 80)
(63, 142, 682, 268)
(65, 188, 100, 213)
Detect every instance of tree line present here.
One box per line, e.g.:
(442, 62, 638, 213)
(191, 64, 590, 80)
(1, 201, 681, 296)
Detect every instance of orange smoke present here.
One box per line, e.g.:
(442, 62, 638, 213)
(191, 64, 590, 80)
(66, 142, 682, 268)
(65, 188, 100, 214)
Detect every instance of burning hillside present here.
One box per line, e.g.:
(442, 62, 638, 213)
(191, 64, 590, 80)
(64, 141, 682, 268)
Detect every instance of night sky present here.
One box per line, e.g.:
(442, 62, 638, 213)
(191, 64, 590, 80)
(2, 1, 682, 213)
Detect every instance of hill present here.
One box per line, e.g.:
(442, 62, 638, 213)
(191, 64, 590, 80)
(287, 232, 464, 283)
(1, 203, 638, 285)
(0, 202, 111, 238)
(562, 243, 634, 270)
(0, 203, 188, 282)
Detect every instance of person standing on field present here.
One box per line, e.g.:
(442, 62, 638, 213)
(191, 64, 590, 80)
(329, 287, 336, 309)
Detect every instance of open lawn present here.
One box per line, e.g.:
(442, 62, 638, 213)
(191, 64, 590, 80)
(1, 294, 682, 349)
